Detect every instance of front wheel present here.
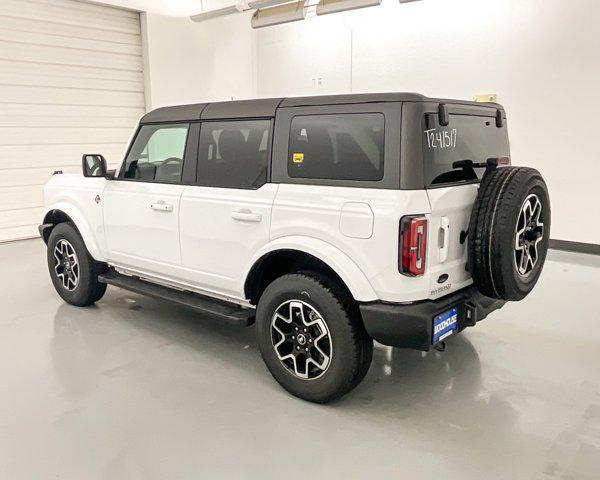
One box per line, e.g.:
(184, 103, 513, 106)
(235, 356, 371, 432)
(47, 222, 107, 306)
(256, 273, 373, 403)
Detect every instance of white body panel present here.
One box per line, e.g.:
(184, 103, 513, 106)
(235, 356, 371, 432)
(43, 172, 477, 305)
(42, 174, 108, 260)
(270, 184, 434, 303)
(102, 180, 186, 277)
(425, 185, 479, 298)
(178, 184, 278, 298)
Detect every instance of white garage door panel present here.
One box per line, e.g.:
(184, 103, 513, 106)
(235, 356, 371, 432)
(0, 127, 134, 145)
(0, 103, 145, 119)
(0, 115, 140, 128)
(0, 15, 141, 45)
(0, 225, 39, 243)
(0, 41, 143, 71)
(0, 144, 129, 169)
(0, 0, 144, 242)
(0, 186, 44, 212)
(0, 207, 44, 229)
(0, 86, 144, 107)
(0, 72, 142, 94)
(0, 166, 81, 187)
(0, 60, 143, 83)
(0, 29, 143, 56)
(3, 0, 139, 33)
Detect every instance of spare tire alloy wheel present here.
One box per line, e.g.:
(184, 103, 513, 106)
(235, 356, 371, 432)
(271, 300, 332, 380)
(54, 239, 79, 291)
(468, 166, 550, 301)
(514, 193, 544, 276)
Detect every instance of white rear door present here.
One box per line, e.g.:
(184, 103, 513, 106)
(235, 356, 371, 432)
(179, 119, 275, 299)
(426, 185, 478, 298)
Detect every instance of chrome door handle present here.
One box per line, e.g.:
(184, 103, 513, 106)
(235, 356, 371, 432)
(231, 209, 262, 223)
(150, 201, 173, 212)
(439, 217, 450, 263)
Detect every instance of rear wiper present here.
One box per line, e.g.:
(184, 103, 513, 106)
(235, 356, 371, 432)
(453, 157, 510, 173)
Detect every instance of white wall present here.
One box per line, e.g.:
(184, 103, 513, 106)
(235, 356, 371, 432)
(254, 0, 600, 244)
(137, 0, 600, 244)
(143, 10, 257, 108)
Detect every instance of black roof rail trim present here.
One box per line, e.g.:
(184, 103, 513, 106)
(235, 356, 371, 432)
(139, 93, 506, 124)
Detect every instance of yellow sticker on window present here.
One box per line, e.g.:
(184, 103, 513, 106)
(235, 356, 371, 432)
(292, 153, 304, 164)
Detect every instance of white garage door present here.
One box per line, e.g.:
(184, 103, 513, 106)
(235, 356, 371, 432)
(0, 0, 145, 242)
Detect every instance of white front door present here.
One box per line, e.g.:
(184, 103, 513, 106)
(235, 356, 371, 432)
(103, 122, 190, 278)
(103, 181, 185, 276)
(178, 119, 275, 299)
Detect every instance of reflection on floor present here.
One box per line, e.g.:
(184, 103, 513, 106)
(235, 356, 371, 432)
(0, 240, 599, 479)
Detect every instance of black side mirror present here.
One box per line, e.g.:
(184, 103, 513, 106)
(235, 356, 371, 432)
(82, 154, 108, 178)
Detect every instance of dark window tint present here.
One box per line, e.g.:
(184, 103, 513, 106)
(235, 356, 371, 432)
(122, 123, 189, 183)
(423, 114, 510, 186)
(288, 113, 384, 181)
(198, 120, 270, 189)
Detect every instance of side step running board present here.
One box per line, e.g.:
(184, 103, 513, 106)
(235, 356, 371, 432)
(98, 271, 255, 326)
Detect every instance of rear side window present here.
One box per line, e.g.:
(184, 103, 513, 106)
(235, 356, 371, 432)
(288, 113, 384, 181)
(423, 114, 510, 186)
(197, 120, 270, 189)
(122, 123, 189, 183)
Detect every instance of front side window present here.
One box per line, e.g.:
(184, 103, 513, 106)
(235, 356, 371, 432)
(122, 123, 189, 183)
(288, 113, 385, 181)
(197, 120, 271, 189)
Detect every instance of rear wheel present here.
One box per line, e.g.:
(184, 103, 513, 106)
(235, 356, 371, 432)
(256, 273, 373, 403)
(47, 223, 107, 306)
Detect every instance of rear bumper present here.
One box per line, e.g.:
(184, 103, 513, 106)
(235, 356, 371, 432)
(359, 286, 505, 351)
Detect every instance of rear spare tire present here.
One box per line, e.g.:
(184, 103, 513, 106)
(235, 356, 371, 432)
(468, 166, 550, 301)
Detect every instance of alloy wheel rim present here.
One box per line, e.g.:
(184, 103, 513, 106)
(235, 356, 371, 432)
(54, 239, 80, 291)
(514, 193, 544, 277)
(270, 299, 332, 380)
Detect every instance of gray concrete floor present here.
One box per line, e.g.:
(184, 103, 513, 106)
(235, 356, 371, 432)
(1, 239, 599, 480)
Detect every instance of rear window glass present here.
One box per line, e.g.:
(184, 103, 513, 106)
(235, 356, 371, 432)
(423, 114, 510, 186)
(288, 113, 384, 181)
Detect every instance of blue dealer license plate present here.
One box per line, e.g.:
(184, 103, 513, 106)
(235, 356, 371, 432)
(433, 307, 458, 344)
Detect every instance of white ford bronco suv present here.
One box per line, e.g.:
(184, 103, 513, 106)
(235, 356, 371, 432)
(40, 93, 550, 403)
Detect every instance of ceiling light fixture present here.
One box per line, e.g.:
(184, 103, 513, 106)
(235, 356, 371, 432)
(251, 1, 307, 29)
(247, 0, 290, 9)
(190, 4, 244, 22)
(316, 0, 381, 16)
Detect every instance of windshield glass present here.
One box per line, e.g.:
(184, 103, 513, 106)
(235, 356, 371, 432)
(423, 113, 510, 186)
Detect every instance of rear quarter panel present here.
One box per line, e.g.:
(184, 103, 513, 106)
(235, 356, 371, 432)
(271, 184, 433, 302)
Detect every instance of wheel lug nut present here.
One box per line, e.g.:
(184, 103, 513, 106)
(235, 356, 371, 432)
(292, 336, 295, 340)
(309, 339, 313, 343)
(296, 346, 300, 350)
(305, 348, 309, 352)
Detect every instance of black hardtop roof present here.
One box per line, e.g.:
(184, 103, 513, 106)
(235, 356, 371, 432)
(140, 92, 501, 124)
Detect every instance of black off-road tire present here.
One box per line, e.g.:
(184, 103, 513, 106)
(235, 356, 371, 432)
(468, 166, 550, 301)
(47, 222, 107, 306)
(256, 273, 373, 403)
